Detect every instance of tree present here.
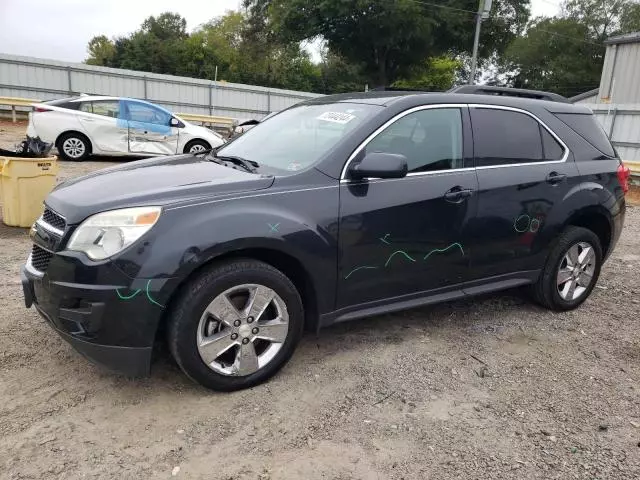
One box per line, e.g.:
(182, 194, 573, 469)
(393, 56, 462, 91)
(86, 35, 116, 66)
(504, 17, 603, 97)
(244, 0, 530, 87)
(503, 0, 640, 98)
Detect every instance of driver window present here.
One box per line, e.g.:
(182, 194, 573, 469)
(365, 108, 463, 173)
(126, 102, 171, 126)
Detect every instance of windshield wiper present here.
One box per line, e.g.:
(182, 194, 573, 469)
(211, 154, 259, 173)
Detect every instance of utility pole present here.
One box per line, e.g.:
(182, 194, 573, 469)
(468, 0, 492, 85)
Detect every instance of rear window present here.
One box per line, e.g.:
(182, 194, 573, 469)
(554, 113, 615, 157)
(44, 97, 82, 110)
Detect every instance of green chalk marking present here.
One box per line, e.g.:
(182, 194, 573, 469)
(146, 280, 164, 308)
(423, 243, 465, 261)
(344, 265, 378, 279)
(116, 288, 141, 300)
(384, 250, 416, 267)
(380, 233, 391, 245)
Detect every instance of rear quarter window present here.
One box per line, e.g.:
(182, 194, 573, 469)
(554, 113, 615, 158)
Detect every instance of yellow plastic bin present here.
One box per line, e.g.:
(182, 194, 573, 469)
(0, 156, 58, 227)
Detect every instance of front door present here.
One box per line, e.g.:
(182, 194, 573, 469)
(124, 100, 179, 155)
(468, 106, 580, 280)
(337, 106, 478, 309)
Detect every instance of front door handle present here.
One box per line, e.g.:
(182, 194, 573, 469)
(546, 171, 567, 185)
(444, 187, 474, 203)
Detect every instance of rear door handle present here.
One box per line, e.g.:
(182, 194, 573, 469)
(444, 187, 474, 203)
(546, 172, 567, 185)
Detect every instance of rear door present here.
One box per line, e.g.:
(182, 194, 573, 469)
(469, 105, 580, 280)
(337, 105, 478, 309)
(75, 100, 128, 153)
(123, 100, 179, 155)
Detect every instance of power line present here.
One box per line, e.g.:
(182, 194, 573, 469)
(402, 0, 477, 15)
(533, 27, 604, 46)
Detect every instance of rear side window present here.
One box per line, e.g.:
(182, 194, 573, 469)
(554, 113, 615, 157)
(92, 101, 120, 118)
(79, 102, 93, 114)
(471, 108, 543, 166)
(540, 127, 565, 160)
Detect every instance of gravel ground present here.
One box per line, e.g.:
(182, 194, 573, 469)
(1, 121, 639, 479)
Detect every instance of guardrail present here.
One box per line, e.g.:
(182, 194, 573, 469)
(0, 96, 40, 123)
(176, 112, 236, 128)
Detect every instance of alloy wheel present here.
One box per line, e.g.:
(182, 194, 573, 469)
(556, 241, 596, 301)
(197, 284, 289, 376)
(189, 144, 207, 153)
(62, 137, 86, 159)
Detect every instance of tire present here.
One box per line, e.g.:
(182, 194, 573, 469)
(184, 139, 211, 154)
(167, 259, 304, 391)
(530, 226, 602, 311)
(57, 132, 91, 161)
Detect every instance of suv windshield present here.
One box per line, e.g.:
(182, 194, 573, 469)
(216, 103, 382, 173)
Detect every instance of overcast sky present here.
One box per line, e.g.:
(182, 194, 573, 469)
(0, 0, 560, 63)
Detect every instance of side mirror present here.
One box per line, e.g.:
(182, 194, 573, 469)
(170, 117, 185, 128)
(349, 152, 408, 180)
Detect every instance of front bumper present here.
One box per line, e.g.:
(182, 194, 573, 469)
(21, 258, 170, 377)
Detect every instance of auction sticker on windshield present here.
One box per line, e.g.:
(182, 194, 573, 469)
(316, 111, 356, 124)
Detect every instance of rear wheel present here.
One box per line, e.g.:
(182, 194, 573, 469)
(184, 139, 211, 154)
(530, 226, 602, 311)
(167, 259, 304, 391)
(57, 132, 91, 161)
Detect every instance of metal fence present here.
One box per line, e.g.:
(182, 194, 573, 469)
(0, 54, 321, 121)
(582, 103, 640, 162)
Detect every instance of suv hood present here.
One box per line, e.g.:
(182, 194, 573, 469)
(46, 154, 274, 224)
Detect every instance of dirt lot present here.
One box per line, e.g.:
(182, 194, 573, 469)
(1, 121, 639, 479)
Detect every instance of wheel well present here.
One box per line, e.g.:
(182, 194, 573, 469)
(56, 131, 92, 152)
(157, 248, 320, 344)
(183, 138, 211, 153)
(569, 211, 612, 256)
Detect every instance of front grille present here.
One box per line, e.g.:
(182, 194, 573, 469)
(42, 208, 66, 231)
(31, 245, 53, 272)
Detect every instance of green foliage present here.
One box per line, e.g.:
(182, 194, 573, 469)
(393, 56, 462, 91)
(503, 0, 640, 98)
(86, 35, 116, 66)
(245, 0, 529, 87)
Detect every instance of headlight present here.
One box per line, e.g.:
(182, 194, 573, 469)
(67, 207, 161, 260)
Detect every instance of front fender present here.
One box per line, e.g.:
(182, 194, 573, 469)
(112, 186, 340, 313)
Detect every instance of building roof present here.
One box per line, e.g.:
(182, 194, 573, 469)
(569, 88, 599, 103)
(604, 32, 640, 46)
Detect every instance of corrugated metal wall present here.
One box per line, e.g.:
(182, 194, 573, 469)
(583, 103, 640, 162)
(0, 54, 321, 120)
(599, 42, 640, 103)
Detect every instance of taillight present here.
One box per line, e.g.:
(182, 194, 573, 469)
(33, 106, 51, 113)
(617, 163, 631, 194)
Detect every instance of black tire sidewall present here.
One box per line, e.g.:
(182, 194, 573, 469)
(545, 227, 603, 310)
(57, 133, 90, 161)
(170, 261, 304, 391)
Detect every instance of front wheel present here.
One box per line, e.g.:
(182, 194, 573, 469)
(167, 259, 304, 391)
(530, 226, 602, 311)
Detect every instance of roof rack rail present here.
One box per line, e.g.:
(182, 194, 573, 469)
(449, 85, 569, 103)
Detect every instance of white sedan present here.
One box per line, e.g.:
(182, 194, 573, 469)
(27, 95, 225, 161)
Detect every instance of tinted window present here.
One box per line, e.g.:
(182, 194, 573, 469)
(125, 101, 172, 126)
(365, 108, 463, 173)
(471, 109, 543, 166)
(92, 101, 120, 118)
(554, 113, 615, 157)
(79, 102, 93, 114)
(540, 126, 564, 160)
